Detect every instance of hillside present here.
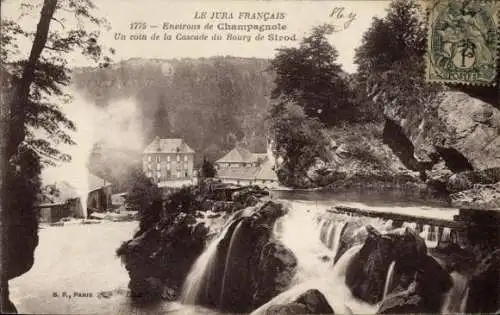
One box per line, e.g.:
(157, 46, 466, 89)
(72, 57, 274, 162)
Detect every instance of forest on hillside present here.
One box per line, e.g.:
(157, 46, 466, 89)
(73, 57, 274, 162)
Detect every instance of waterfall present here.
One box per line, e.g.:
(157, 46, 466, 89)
(317, 219, 347, 263)
(250, 245, 378, 315)
(440, 227, 452, 244)
(441, 272, 469, 314)
(382, 261, 396, 299)
(420, 225, 439, 248)
(180, 218, 236, 304)
(325, 221, 336, 249)
(318, 219, 328, 243)
(402, 221, 417, 232)
(329, 221, 347, 264)
(218, 220, 243, 307)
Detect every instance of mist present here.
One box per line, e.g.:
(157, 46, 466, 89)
(41, 90, 144, 216)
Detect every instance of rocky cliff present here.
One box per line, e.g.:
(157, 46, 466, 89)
(383, 91, 500, 209)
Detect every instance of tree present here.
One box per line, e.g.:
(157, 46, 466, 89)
(0, 1, 113, 312)
(125, 167, 160, 212)
(353, 0, 441, 122)
(270, 24, 354, 125)
(200, 157, 217, 178)
(268, 101, 330, 187)
(150, 94, 173, 140)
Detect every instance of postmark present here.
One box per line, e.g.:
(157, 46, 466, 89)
(425, 0, 499, 85)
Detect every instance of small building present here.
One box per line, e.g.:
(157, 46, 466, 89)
(217, 166, 261, 186)
(36, 182, 83, 223)
(215, 142, 279, 188)
(37, 173, 113, 222)
(143, 137, 195, 183)
(215, 147, 266, 169)
(37, 202, 72, 223)
(87, 173, 113, 215)
(216, 160, 279, 189)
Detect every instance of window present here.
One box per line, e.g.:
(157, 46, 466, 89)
(167, 155, 171, 162)
(148, 156, 151, 162)
(157, 163, 161, 170)
(167, 163, 171, 170)
(148, 163, 151, 170)
(156, 155, 160, 162)
(157, 171, 161, 178)
(177, 171, 181, 178)
(184, 171, 188, 177)
(184, 155, 188, 161)
(176, 155, 180, 162)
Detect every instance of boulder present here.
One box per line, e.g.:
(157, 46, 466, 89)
(466, 249, 500, 313)
(253, 240, 298, 307)
(345, 226, 451, 310)
(334, 220, 367, 263)
(265, 289, 334, 315)
(378, 282, 425, 314)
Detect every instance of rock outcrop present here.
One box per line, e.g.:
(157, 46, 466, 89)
(385, 91, 500, 172)
(384, 91, 500, 205)
(116, 212, 208, 303)
(265, 289, 334, 314)
(450, 182, 500, 210)
(345, 226, 451, 313)
(466, 249, 500, 314)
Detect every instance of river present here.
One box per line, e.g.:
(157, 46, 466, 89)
(8, 191, 459, 314)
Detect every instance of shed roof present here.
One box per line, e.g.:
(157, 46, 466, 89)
(88, 173, 112, 192)
(216, 147, 260, 164)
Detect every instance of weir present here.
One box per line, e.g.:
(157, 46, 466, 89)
(330, 206, 467, 248)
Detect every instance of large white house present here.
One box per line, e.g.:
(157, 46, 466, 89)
(142, 137, 195, 184)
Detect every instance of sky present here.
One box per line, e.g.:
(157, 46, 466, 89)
(3, 0, 391, 73)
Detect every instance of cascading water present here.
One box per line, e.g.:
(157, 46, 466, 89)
(441, 272, 469, 314)
(181, 198, 467, 315)
(321, 220, 347, 263)
(382, 261, 396, 299)
(218, 220, 243, 307)
(181, 205, 261, 310)
(252, 204, 380, 314)
(250, 245, 378, 315)
(181, 212, 242, 305)
(441, 227, 451, 243)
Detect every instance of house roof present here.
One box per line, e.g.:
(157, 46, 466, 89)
(216, 147, 261, 164)
(255, 160, 278, 181)
(143, 137, 195, 154)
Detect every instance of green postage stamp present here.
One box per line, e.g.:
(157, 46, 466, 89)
(425, 0, 499, 85)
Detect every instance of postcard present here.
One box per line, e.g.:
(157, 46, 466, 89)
(1, 0, 499, 314)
